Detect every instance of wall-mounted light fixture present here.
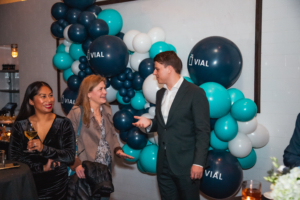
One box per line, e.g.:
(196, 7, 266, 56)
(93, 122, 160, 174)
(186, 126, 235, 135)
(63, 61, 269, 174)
(11, 44, 18, 58)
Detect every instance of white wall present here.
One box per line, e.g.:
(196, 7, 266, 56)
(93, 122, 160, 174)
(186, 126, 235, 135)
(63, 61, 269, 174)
(0, 0, 299, 199)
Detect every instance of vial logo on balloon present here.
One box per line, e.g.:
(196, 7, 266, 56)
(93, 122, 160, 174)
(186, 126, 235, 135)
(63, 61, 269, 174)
(50, 2, 270, 199)
(188, 54, 209, 67)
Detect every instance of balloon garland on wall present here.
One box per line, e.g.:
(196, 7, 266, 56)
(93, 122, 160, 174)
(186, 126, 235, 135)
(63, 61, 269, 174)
(51, 1, 270, 199)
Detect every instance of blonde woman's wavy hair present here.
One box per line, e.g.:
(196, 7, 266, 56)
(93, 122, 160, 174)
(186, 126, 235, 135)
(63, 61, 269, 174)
(75, 74, 108, 127)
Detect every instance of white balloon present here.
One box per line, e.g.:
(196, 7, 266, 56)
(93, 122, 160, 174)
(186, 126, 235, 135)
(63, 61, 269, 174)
(148, 132, 158, 145)
(71, 60, 80, 75)
(247, 124, 269, 148)
(123, 30, 140, 51)
(237, 117, 258, 134)
(65, 46, 70, 53)
(144, 102, 150, 109)
(132, 33, 152, 53)
(63, 25, 72, 42)
(143, 74, 163, 104)
(127, 55, 134, 70)
(228, 133, 252, 158)
(130, 52, 149, 71)
(106, 86, 118, 103)
(147, 27, 166, 44)
(139, 113, 154, 133)
(63, 39, 72, 47)
(149, 107, 156, 117)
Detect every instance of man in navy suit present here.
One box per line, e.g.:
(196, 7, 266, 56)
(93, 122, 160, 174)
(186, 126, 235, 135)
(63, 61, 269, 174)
(283, 113, 300, 168)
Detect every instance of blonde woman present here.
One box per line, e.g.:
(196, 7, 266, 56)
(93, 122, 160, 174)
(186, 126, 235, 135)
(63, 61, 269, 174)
(67, 75, 133, 199)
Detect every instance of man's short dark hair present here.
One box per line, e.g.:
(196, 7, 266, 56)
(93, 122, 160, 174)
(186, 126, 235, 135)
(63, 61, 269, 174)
(153, 51, 182, 74)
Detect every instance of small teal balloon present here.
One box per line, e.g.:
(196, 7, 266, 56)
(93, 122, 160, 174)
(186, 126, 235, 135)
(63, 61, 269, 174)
(63, 68, 74, 82)
(231, 98, 257, 122)
(214, 113, 238, 142)
(168, 44, 177, 53)
(69, 43, 86, 60)
(97, 9, 123, 36)
(228, 88, 245, 105)
(200, 82, 231, 118)
(122, 144, 141, 163)
(130, 92, 146, 110)
(56, 43, 66, 53)
(208, 146, 214, 151)
(183, 76, 194, 84)
(137, 160, 146, 173)
(237, 149, 257, 169)
(147, 141, 152, 146)
(210, 130, 228, 150)
(128, 50, 134, 55)
(139, 144, 158, 174)
(149, 41, 170, 59)
(116, 92, 130, 105)
(53, 53, 74, 70)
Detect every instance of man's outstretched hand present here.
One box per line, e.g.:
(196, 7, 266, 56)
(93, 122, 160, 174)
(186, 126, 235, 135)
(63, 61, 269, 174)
(132, 116, 152, 128)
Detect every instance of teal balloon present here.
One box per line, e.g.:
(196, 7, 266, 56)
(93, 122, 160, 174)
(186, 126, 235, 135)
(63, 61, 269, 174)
(237, 149, 257, 169)
(210, 130, 228, 150)
(97, 9, 123, 36)
(228, 88, 245, 105)
(63, 68, 74, 82)
(168, 44, 177, 53)
(149, 41, 170, 59)
(139, 144, 158, 174)
(128, 50, 134, 55)
(130, 92, 146, 110)
(69, 43, 86, 60)
(183, 76, 194, 84)
(200, 82, 231, 118)
(116, 91, 130, 105)
(137, 160, 146, 173)
(147, 141, 152, 146)
(56, 43, 66, 53)
(208, 146, 214, 151)
(214, 113, 238, 142)
(231, 98, 257, 122)
(53, 53, 74, 70)
(122, 144, 141, 163)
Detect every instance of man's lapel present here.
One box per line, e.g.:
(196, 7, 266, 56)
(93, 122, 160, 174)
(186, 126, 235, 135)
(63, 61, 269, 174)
(156, 88, 166, 126)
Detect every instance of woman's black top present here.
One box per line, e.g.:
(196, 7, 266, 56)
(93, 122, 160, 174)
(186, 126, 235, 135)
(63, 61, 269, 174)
(9, 115, 76, 200)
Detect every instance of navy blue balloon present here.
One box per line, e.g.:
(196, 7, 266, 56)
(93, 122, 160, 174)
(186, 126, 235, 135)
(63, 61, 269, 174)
(63, 0, 95, 10)
(123, 96, 131, 103)
(88, 19, 109, 40)
(66, 8, 81, 24)
(68, 24, 87, 44)
(150, 103, 156, 107)
(121, 104, 137, 115)
(200, 150, 243, 199)
(113, 110, 134, 131)
(111, 76, 123, 90)
(79, 56, 87, 63)
(82, 37, 93, 55)
(51, 2, 68, 20)
(134, 109, 148, 122)
(105, 78, 110, 88)
(119, 131, 128, 142)
(85, 4, 102, 15)
(77, 11, 96, 29)
(139, 58, 154, 79)
(85, 66, 93, 75)
(51, 21, 64, 38)
(67, 75, 81, 92)
(124, 68, 132, 74)
(126, 71, 134, 81)
(115, 32, 125, 40)
(144, 107, 150, 113)
(210, 118, 218, 131)
(78, 71, 86, 79)
(58, 19, 69, 29)
(123, 80, 132, 89)
(188, 36, 243, 88)
(118, 73, 126, 82)
(79, 63, 87, 71)
(127, 127, 148, 150)
(88, 35, 129, 77)
(132, 73, 144, 90)
(119, 88, 127, 97)
(61, 88, 78, 115)
(127, 89, 135, 98)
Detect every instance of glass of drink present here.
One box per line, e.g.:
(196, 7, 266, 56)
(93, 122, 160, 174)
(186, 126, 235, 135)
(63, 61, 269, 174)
(0, 150, 5, 168)
(24, 121, 38, 153)
(242, 180, 261, 200)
